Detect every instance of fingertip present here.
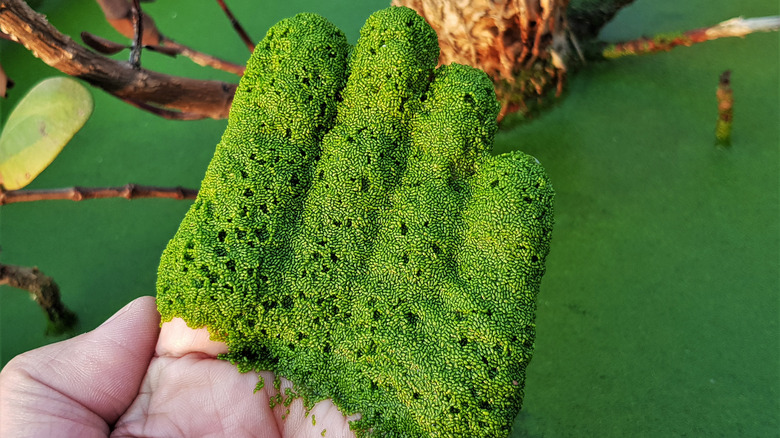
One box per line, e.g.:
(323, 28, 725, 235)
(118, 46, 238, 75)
(100, 295, 160, 329)
(156, 317, 229, 358)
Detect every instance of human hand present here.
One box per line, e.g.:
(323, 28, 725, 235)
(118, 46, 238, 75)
(0, 296, 355, 438)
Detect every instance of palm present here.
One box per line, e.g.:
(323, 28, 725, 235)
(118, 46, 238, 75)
(114, 318, 354, 437)
(0, 297, 354, 438)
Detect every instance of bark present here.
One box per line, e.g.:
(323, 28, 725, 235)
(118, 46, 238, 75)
(392, 0, 575, 120)
(0, 184, 198, 205)
(0, 0, 236, 119)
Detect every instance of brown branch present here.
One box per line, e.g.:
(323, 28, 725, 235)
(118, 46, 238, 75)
(81, 30, 128, 54)
(0, 184, 198, 205)
(216, 0, 254, 52)
(95, 0, 163, 45)
(129, 0, 143, 68)
(93, 0, 245, 75)
(0, 0, 236, 119)
(121, 96, 208, 119)
(604, 16, 780, 58)
(0, 263, 78, 335)
(81, 31, 186, 58)
(160, 39, 245, 76)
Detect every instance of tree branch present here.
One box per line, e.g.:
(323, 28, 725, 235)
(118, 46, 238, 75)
(0, 184, 198, 205)
(128, 0, 143, 68)
(0, 263, 78, 335)
(159, 39, 246, 75)
(0, 0, 236, 119)
(120, 97, 208, 120)
(215, 0, 254, 52)
(603, 16, 780, 59)
(93, 0, 246, 75)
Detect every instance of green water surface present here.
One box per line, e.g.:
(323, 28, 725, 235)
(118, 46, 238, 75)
(1, 0, 778, 436)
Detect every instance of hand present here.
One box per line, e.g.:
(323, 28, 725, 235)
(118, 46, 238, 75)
(0, 297, 355, 438)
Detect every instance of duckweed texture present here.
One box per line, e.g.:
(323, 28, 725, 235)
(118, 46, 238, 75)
(157, 6, 554, 437)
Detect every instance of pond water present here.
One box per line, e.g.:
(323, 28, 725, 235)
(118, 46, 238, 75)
(1, 0, 777, 436)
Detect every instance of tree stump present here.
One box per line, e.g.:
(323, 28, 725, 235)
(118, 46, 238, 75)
(392, 0, 574, 121)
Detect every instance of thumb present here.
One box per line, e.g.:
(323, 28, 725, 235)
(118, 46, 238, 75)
(0, 296, 161, 437)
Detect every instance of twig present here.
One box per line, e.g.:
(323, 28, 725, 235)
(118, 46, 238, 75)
(81, 30, 129, 54)
(715, 70, 733, 147)
(160, 39, 245, 75)
(216, 0, 254, 52)
(603, 16, 780, 58)
(81, 31, 185, 57)
(0, 263, 78, 335)
(0, 184, 198, 205)
(93, 0, 246, 75)
(0, 0, 236, 119)
(129, 0, 143, 68)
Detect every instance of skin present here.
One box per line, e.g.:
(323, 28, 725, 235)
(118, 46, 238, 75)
(0, 296, 355, 438)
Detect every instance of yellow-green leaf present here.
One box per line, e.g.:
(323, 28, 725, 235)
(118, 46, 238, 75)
(0, 77, 93, 190)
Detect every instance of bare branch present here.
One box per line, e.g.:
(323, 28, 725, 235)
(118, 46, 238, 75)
(120, 97, 208, 119)
(129, 0, 143, 68)
(93, 0, 246, 75)
(81, 31, 188, 58)
(705, 16, 780, 38)
(94, 0, 164, 45)
(0, 184, 198, 205)
(604, 16, 780, 58)
(0, 0, 236, 119)
(81, 31, 127, 54)
(216, 0, 255, 52)
(160, 39, 245, 75)
(0, 263, 78, 335)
